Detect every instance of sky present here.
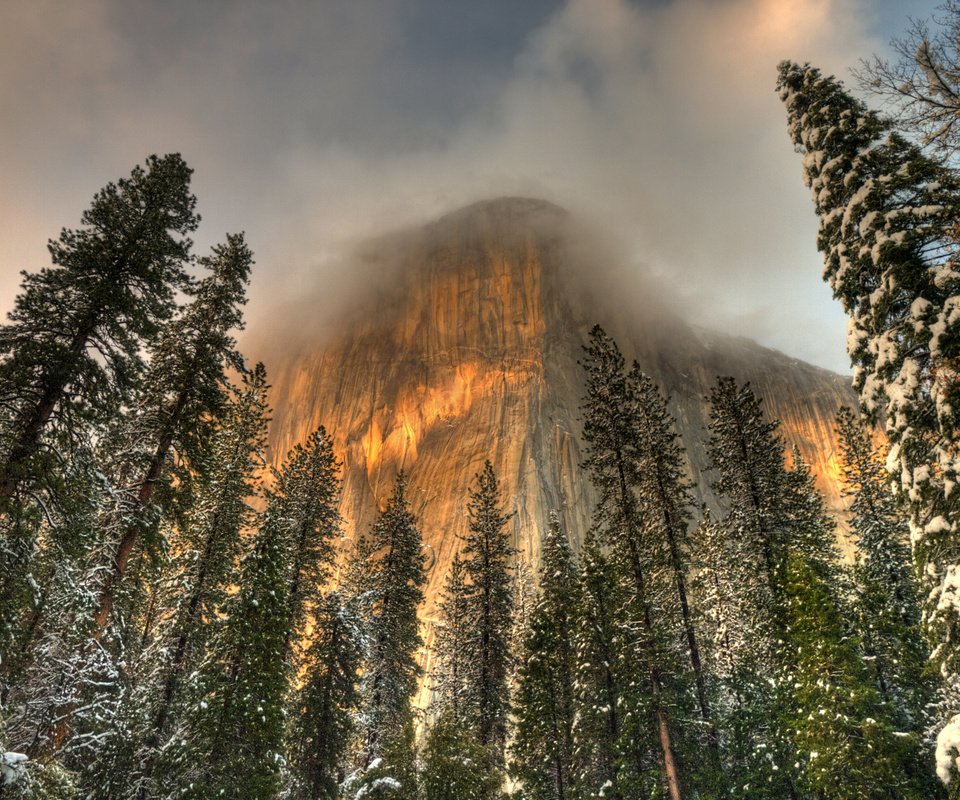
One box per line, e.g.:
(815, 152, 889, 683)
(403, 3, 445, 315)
(0, 0, 945, 372)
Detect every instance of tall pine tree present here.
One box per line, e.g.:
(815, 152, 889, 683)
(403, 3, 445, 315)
(571, 530, 626, 800)
(177, 492, 292, 800)
(287, 589, 362, 800)
(132, 363, 270, 799)
(349, 474, 425, 799)
(511, 513, 579, 800)
(89, 233, 253, 639)
(461, 461, 514, 771)
(0, 153, 198, 507)
(777, 62, 960, 776)
(579, 325, 685, 800)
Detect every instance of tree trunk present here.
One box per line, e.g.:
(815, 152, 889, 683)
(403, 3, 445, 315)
(136, 509, 225, 800)
(615, 453, 683, 800)
(653, 471, 719, 755)
(93, 427, 175, 634)
(0, 323, 95, 506)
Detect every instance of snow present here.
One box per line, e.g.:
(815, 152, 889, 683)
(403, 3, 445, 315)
(937, 714, 960, 784)
(355, 777, 402, 798)
(1, 752, 27, 786)
(927, 516, 952, 536)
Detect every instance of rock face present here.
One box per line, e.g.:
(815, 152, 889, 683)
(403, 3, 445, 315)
(266, 197, 856, 693)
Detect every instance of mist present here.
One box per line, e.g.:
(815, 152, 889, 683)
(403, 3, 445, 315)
(0, 0, 938, 372)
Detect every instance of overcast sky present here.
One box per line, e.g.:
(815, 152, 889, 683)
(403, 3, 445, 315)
(0, 0, 944, 372)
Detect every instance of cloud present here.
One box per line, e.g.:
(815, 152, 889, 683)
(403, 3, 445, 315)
(0, 0, 885, 372)
(250, 0, 880, 371)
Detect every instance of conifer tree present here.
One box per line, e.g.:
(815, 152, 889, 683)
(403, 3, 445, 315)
(777, 62, 960, 770)
(89, 233, 253, 638)
(691, 510, 753, 757)
(781, 552, 937, 800)
(177, 485, 292, 800)
(705, 377, 809, 797)
(835, 407, 932, 729)
(420, 711, 501, 800)
(0, 154, 198, 507)
(349, 474, 425, 799)
(430, 554, 472, 724)
(274, 427, 342, 661)
(511, 513, 579, 800)
(0, 156, 199, 676)
(631, 366, 715, 741)
(461, 461, 514, 769)
(706, 377, 936, 798)
(571, 531, 626, 799)
(6, 240, 254, 758)
(129, 363, 270, 798)
(286, 590, 362, 800)
(579, 325, 684, 800)
(172, 426, 338, 799)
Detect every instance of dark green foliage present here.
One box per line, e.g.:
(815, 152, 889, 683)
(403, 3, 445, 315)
(171, 421, 339, 800)
(781, 553, 936, 800)
(0, 155, 200, 680)
(0, 154, 199, 505)
(704, 378, 816, 798)
(90, 233, 253, 638)
(462, 461, 514, 765)
(578, 325, 686, 800)
(353, 475, 426, 780)
(836, 408, 933, 728)
(118, 364, 271, 798)
(511, 513, 579, 800)
(273, 427, 342, 659)
(778, 62, 960, 774)
(702, 377, 938, 798)
(177, 496, 292, 800)
(571, 531, 626, 799)
(287, 590, 362, 800)
(420, 712, 500, 800)
(430, 554, 472, 724)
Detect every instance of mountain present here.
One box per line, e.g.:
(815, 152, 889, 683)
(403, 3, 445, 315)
(265, 197, 855, 693)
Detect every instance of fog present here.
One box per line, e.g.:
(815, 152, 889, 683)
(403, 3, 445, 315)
(0, 0, 940, 372)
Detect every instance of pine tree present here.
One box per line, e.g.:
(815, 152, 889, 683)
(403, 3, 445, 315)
(835, 410, 935, 746)
(579, 325, 684, 800)
(571, 531, 626, 800)
(0, 153, 198, 507)
(176, 500, 291, 800)
(777, 61, 960, 772)
(780, 552, 937, 800)
(0, 156, 199, 676)
(704, 377, 806, 798)
(706, 377, 937, 798)
(430, 554, 472, 725)
(348, 474, 425, 799)
(286, 590, 362, 800)
(461, 461, 514, 770)
(130, 363, 270, 798)
(273, 427, 342, 661)
(631, 366, 716, 747)
(89, 233, 253, 639)
(420, 711, 501, 800)
(511, 513, 579, 800)
(171, 425, 339, 799)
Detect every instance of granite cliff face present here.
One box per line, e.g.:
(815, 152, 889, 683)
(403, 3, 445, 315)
(266, 197, 855, 689)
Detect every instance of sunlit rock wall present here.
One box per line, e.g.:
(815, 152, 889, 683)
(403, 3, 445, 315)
(265, 198, 856, 704)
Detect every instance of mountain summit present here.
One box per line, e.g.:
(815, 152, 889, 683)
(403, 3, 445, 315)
(266, 197, 855, 634)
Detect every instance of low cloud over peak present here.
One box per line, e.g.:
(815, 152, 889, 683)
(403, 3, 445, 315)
(0, 0, 928, 372)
